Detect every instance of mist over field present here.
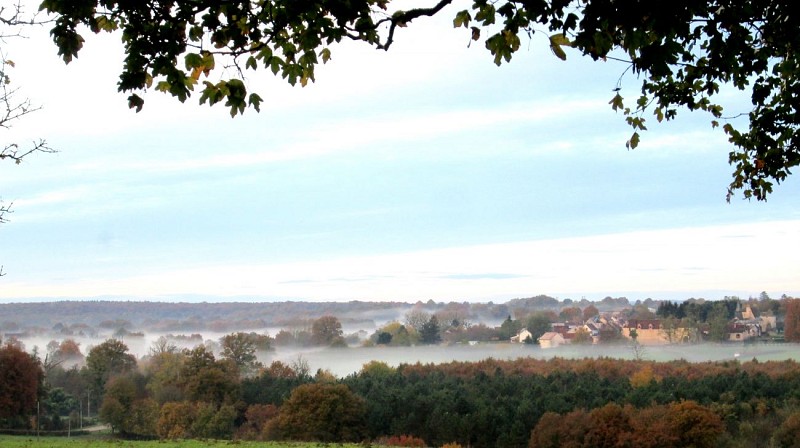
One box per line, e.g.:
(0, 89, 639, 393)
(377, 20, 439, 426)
(15, 330, 800, 378)
(288, 342, 800, 377)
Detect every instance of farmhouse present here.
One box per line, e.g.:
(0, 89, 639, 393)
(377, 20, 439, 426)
(510, 329, 533, 343)
(538, 332, 566, 348)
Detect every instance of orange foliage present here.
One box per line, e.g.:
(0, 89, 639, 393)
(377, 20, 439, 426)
(530, 401, 724, 448)
(235, 404, 278, 440)
(377, 434, 427, 447)
(785, 298, 800, 342)
(396, 355, 800, 386)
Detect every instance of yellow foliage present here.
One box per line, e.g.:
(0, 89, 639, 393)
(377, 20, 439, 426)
(630, 364, 660, 388)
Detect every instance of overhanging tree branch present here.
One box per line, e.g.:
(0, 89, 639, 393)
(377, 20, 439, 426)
(374, 0, 453, 50)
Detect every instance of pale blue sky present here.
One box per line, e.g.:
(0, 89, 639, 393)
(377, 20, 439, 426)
(1, 2, 799, 302)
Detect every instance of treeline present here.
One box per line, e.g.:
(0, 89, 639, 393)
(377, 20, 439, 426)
(4, 335, 800, 447)
(0, 294, 658, 335)
(0, 299, 508, 332)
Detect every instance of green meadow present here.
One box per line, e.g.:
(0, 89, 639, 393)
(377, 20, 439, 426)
(0, 436, 367, 448)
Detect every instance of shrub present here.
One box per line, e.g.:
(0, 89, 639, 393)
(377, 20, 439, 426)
(377, 434, 426, 447)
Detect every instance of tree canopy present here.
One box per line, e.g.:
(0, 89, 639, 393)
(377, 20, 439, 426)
(36, 0, 800, 200)
(0, 342, 42, 419)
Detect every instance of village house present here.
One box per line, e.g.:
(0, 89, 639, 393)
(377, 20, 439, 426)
(622, 319, 693, 345)
(510, 329, 533, 343)
(728, 322, 762, 341)
(538, 332, 566, 348)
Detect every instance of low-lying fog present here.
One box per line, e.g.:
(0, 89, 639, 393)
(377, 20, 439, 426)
(17, 331, 800, 378)
(267, 343, 800, 377)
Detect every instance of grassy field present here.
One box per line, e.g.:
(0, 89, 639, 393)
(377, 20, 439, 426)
(0, 435, 369, 448)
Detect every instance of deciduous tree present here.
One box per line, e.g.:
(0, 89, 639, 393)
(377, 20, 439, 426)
(85, 339, 137, 397)
(219, 331, 270, 376)
(771, 411, 800, 448)
(706, 302, 731, 342)
(157, 401, 197, 439)
(0, 343, 42, 419)
(784, 298, 800, 342)
(311, 315, 344, 346)
(525, 312, 552, 343)
(405, 308, 432, 333)
(273, 383, 367, 442)
(582, 305, 599, 322)
(0, 4, 53, 166)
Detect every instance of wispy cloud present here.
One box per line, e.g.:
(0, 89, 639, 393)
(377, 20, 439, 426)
(3, 220, 798, 301)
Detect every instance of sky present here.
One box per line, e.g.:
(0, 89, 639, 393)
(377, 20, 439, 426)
(1, 2, 799, 303)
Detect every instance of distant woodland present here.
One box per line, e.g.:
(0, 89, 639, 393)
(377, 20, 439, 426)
(2, 294, 800, 447)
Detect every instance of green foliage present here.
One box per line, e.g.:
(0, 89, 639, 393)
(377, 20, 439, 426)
(241, 361, 312, 407)
(371, 321, 420, 346)
(145, 350, 185, 404)
(419, 315, 441, 344)
(525, 312, 552, 342)
(191, 403, 236, 439)
(498, 315, 522, 340)
(99, 374, 158, 437)
(43, 387, 78, 417)
(707, 302, 732, 342)
(85, 339, 137, 398)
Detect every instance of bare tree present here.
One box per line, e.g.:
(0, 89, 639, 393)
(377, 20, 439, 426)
(1, 2, 54, 163)
(1, 2, 55, 276)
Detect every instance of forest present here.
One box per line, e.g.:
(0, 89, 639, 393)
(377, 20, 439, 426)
(2, 295, 800, 447)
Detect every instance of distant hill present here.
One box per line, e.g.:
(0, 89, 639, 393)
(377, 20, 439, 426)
(0, 295, 642, 334)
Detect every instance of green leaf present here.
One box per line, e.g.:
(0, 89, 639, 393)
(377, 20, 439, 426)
(549, 34, 569, 60)
(626, 132, 640, 149)
(185, 53, 203, 70)
(549, 33, 571, 47)
(453, 10, 471, 28)
(270, 57, 282, 75)
(320, 48, 332, 63)
(655, 107, 664, 122)
(550, 43, 566, 61)
(248, 93, 263, 112)
(609, 94, 624, 111)
(155, 81, 171, 93)
(475, 4, 496, 25)
(127, 94, 144, 112)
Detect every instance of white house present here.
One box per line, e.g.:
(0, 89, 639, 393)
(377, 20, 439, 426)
(511, 329, 533, 343)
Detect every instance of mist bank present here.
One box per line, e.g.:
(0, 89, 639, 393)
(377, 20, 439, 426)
(269, 342, 800, 378)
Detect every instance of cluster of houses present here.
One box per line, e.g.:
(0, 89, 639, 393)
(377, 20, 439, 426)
(511, 304, 778, 348)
